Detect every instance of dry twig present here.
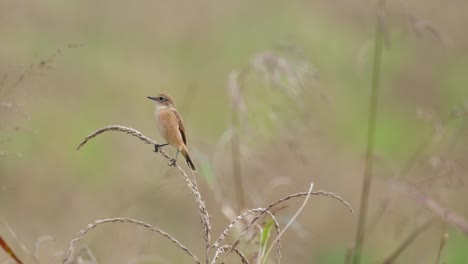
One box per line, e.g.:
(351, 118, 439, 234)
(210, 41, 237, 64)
(76, 126, 210, 263)
(390, 181, 468, 234)
(211, 245, 249, 264)
(382, 218, 435, 264)
(62, 218, 200, 264)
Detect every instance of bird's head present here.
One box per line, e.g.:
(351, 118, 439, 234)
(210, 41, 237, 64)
(147, 94, 175, 109)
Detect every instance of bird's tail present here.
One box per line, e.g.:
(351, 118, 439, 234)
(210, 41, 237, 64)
(182, 147, 196, 171)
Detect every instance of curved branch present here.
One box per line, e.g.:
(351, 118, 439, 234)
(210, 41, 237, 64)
(76, 125, 173, 160)
(63, 218, 200, 264)
(211, 245, 249, 264)
(76, 125, 211, 261)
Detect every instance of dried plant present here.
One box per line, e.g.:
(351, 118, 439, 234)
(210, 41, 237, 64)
(0, 44, 81, 158)
(211, 245, 249, 264)
(0, 44, 82, 97)
(76, 125, 210, 262)
(434, 214, 449, 264)
(224, 45, 318, 212)
(218, 184, 353, 263)
(382, 218, 435, 264)
(33, 235, 55, 261)
(0, 234, 23, 264)
(2, 221, 37, 264)
(62, 218, 200, 264)
(260, 183, 314, 263)
(389, 180, 468, 234)
(227, 69, 248, 211)
(71, 124, 353, 264)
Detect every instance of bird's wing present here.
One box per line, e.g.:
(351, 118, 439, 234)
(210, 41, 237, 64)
(172, 109, 187, 145)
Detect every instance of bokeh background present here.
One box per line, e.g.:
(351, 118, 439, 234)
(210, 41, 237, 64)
(1, 0, 467, 263)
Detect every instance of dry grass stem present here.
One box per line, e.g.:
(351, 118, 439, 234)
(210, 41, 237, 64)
(0, 234, 23, 264)
(1, 44, 81, 96)
(233, 190, 353, 250)
(211, 245, 249, 264)
(391, 181, 468, 234)
(71, 246, 98, 264)
(62, 218, 200, 264)
(213, 208, 264, 248)
(266, 190, 354, 214)
(261, 183, 314, 264)
(368, 110, 463, 236)
(83, 246, 98, 264)
(33, 235, 54, 261)
(382, 218, 434, 264)
(77, 128, 351, 264)
(228, 69, 248, 211)
(434, 234, 448, 264)
(434, 213, 449, 264)
(227, 183, 353, 262)
(76, 125, 211, 263)
(211, 208, 282, 263)
(183, 169, 211, 263)
(3, 222, 35, 264)
(77, 125, 158, 151)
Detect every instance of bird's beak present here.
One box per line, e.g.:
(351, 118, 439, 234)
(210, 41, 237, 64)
(147, 96, 157, 101)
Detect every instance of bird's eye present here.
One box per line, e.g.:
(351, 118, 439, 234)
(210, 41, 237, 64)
(159, 97, 164, 101)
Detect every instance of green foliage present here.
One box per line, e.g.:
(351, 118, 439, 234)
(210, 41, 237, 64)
(445, 231, 468, 264)
(259, 219, 274, 263)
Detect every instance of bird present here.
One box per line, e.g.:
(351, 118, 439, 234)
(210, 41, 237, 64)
(147, 94, 196, 171)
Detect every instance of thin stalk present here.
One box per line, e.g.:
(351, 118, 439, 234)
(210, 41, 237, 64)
(230, 69, 248, 212)
(434, 213, 448, 264)
(232, 105, 245, 211)
(382, 218, 434, 264)
(352, 1, 386, 263)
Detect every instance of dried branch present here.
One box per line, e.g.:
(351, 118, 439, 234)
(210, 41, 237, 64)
(2, 222, 35, 264)
(0, 235, 23, 264)
(76, 125, 210, 262)
(382, 218, 435, 264)
(228, 68, 248, 212)
(211, 245, 249, 264)
(262, 183, 315, 264)
(77, 125, 158, 152)
(213, 208, 264, 248)
(62, 218, 200, 264)
(434, 213, 449, 264)
(34, 235, 54, 261)
(390, 181, 468, 235)
(265, 190, 354, 214)
(227, 184, 353, 261)
(212, 208, 281, 263)
(76, 126, 354, 264)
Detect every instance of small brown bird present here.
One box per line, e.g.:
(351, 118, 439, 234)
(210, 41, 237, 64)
(147, 94, 196, 171)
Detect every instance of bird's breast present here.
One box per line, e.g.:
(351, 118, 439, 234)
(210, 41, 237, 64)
(155, 110, 168, 137)
(155, 109, 181, 146)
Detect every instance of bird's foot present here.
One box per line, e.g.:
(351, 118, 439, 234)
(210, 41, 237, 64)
(154, 143, 168, 153)
(168, 159, 177, 167)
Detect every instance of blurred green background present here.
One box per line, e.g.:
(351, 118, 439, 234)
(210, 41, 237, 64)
(1, 0, 467, 263)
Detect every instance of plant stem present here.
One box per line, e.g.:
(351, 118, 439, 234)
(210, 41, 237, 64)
(352, 1, 386, 263)
(382, 218, 434, 264)
(231, 69, 247, 212)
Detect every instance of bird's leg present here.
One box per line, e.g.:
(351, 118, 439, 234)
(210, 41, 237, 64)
(154, 143, 169, 153)
(169, 149, 179, 167)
